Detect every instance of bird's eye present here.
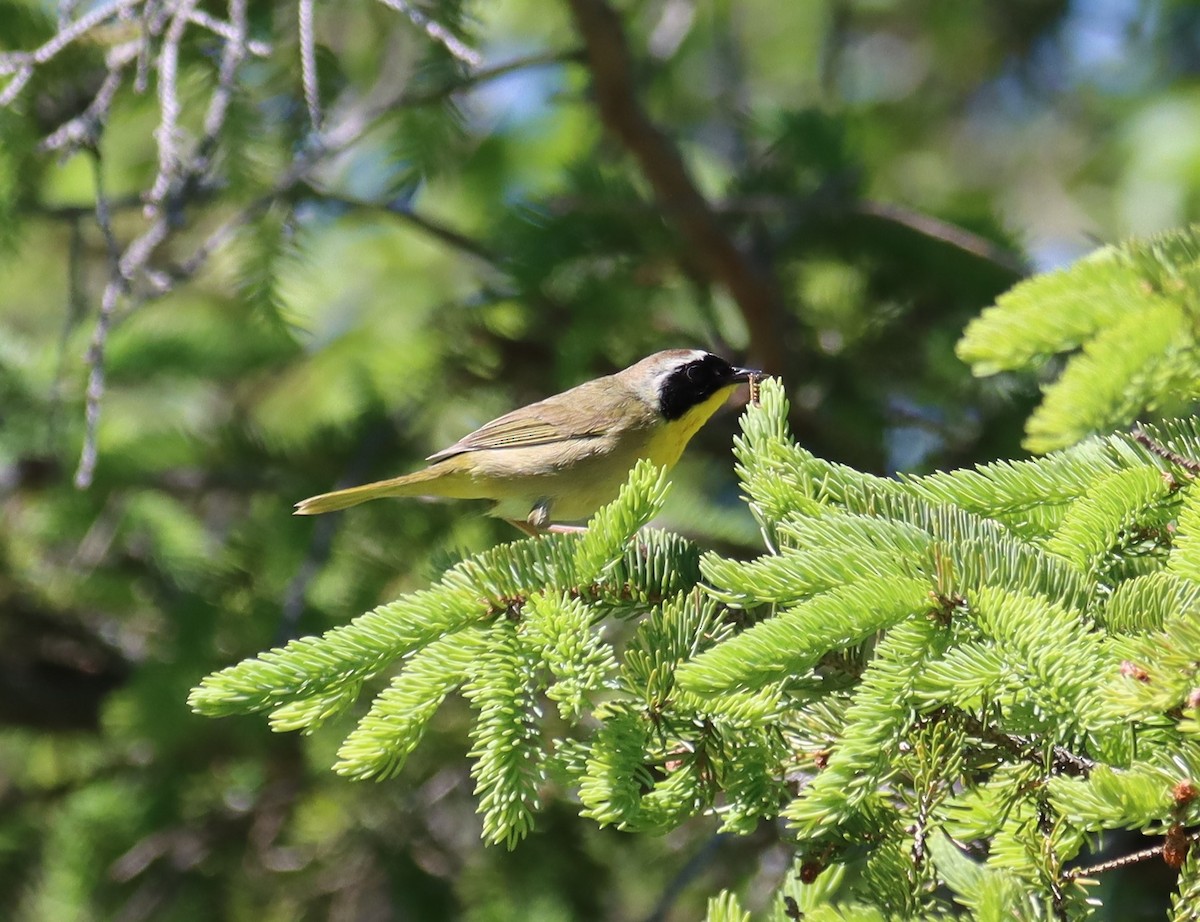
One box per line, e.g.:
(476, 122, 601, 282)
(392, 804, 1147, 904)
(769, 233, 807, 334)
(658, 355, 734, 420)
(692, 355, 728, 384)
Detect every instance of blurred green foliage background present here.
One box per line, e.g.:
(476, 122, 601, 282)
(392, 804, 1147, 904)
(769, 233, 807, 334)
(1, 0, 1199, 918)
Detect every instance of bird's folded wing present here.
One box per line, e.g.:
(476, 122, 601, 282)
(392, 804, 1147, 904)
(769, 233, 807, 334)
(425, 397, 611, 463)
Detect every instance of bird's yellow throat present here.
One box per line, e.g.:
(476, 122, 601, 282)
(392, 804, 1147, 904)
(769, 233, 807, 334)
(645, 384, 739, 470)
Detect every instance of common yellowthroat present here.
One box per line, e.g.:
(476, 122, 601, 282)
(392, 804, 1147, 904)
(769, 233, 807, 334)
(294, 350, 760, 533)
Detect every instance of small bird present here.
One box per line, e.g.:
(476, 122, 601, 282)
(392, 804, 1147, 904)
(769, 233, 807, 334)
(294, 349, 760, 533)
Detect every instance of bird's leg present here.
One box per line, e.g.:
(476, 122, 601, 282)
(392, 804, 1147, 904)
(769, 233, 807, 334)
(505, 499, 554, 537)
(504, 519, 587, 536)
(507, 499, 588, 536)
(528, 498, 552, 531)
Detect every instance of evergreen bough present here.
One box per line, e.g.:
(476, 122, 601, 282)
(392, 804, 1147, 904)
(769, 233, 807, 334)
(193, 228, 1200, 918)
(191, 379, 1200, 916)
(958, 224, 1200, 453)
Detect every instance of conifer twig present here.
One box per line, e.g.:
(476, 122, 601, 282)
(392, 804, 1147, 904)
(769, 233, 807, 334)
(392, 48, 581, 109)
(1062, 831, 1200, 881)
(298, 0, 322, 131)
(40, 46, 137, 153)
(76, 153, 128, 488)
(199, 0, 249, 155)
(145, 0, 198, 215)
(1131, 427, 1200, 477)
(187, 8, 271, 57)
(951, 710, 1095, 778)
(855, 200, 1028, 276)
(69, 0, 253, 486)
(375, 0, 483, 68)
(2, 3, 557, 486)
(0, 0, 146, 105)
(310, 190, 499, 266)
(101, 49, 563, 313)
(912, 788, 931, 870)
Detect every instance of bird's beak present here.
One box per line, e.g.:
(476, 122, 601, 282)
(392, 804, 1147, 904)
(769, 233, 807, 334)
(730, 366, 763, 383)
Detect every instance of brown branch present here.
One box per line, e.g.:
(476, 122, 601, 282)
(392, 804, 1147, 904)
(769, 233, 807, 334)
(855, 200, 1029, 276)
(563, 0, 785, 373)
(1132, 427, 1200, 477)
(955, 710, 1095, 778)
(542, 192, 1026, 274)
(1062, 831, 1200, 881)
(310, 189, 500, 265)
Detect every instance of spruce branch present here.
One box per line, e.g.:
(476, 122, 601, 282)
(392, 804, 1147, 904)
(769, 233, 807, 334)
(678, 575, 935, 694)
(179, 240, 1200, 915)
(333, 629, 490, 781)
(702, 889, 751, 922)
(522, 592, 617, 722)
(1171, 483, 1200, 586)
(1169, 847, 1200, 921)
(958, 225, 1200, 453)
(578, 704, 653, 827)
(784, 617, 951, 833)
(464, 620, 546, 848)
(191, 463, 694, 722)
(572, 459, 670, 583)
(1026, 303, 1195, 454)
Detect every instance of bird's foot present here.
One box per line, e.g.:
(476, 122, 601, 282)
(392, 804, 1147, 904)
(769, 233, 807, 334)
(505, 520, 588, 536)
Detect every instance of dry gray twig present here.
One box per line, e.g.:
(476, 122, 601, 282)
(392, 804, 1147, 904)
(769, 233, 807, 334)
(1, 1, 552, 487)
(298, 0, 322, 131)
(198, 0, 249, 158)
(375, 0, 482, 69)
(145, 0, 199, 215)
(188, 8, 271, 57)
(77, 153, 128, 488)
(40, 44, 138, 153)
(0, 0, 145, 104)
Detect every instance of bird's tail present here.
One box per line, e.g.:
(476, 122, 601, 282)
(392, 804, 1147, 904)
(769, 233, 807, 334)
(294, 467, 446, 515)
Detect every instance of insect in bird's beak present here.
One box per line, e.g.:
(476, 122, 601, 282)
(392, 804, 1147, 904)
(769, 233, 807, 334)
(729, 365, 763, 406)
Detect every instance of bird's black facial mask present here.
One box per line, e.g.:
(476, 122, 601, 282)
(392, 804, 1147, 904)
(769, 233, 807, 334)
(657, 354, 753, 420)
